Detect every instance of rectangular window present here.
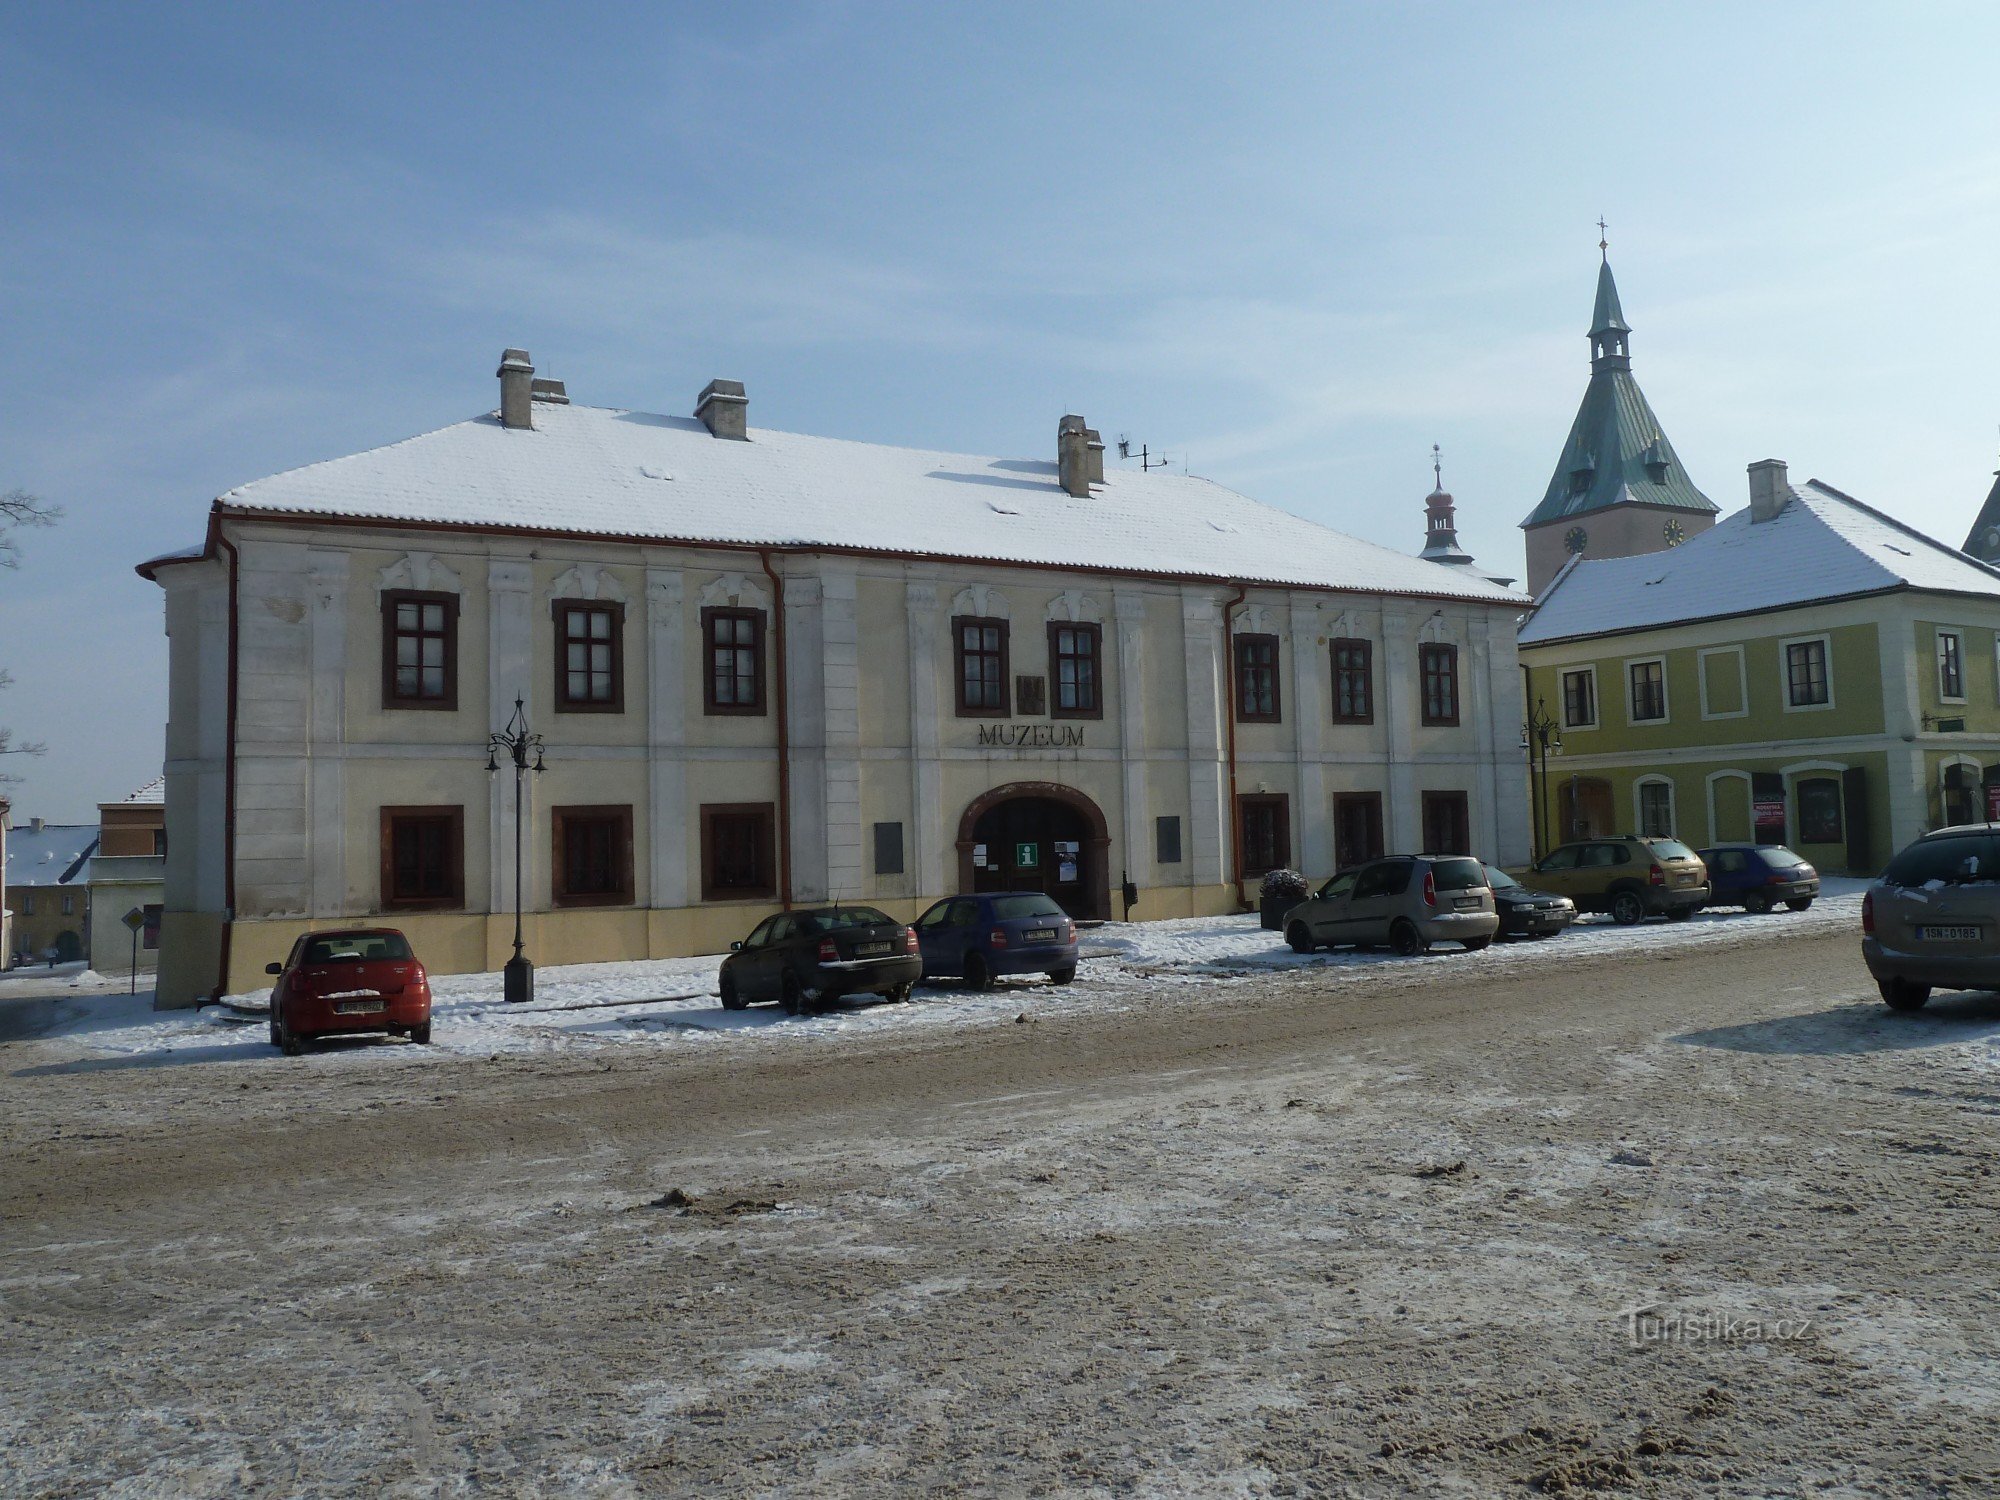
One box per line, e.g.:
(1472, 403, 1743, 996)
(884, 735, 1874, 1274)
(552, 805, 634, 907)
(1421, 791, 1471, 855)
(1798, 777, 1844, 844)
(1785, 639, 1829, 707)
(381, 591, 459, 710)
(61, 892, 74, 916)
(1561, 667, 1596, 729)
(142, 904, 162, 951)
(554, 601, 624, 712)
(703, 607, 766, 716)
(1049, 622, 1103, 718)
(1331, 639, 1373, 724)
(379, 806, 465, 910)
(1238, 794, 1290, 877)
(1334, 792, 1385, 869)
(953, 616, 1010, 716)
(1638, 781, 1674, 838)
(1156, 815, 1183, 865)
(21, 893, 33, 916)
(1235, 634, 1281, 723)
(1629, 659, 1667, 722)
(701, 803, 776, 901)
(1419, 643, 1459, 726)
(153, 829, 168, 857)
(1938, 630, 1965, 701)
(873, 821, 904, 876)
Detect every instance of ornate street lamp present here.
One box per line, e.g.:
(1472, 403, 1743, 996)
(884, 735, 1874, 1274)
(1520, 696, 1563, 862)
(487, 695, 545, 1004)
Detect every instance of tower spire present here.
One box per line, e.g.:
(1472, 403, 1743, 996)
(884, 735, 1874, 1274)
(1597, 216, 1609, 262)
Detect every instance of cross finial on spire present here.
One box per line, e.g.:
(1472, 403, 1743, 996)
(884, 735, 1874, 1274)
(1597, 217, 1609, 260)
(1431, 442, 1443, 491)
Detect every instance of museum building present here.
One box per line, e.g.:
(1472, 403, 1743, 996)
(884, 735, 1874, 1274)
(140, 353, 1531, 1006)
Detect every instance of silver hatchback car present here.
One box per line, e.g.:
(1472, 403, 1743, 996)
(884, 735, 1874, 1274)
(1863, 827, 2000, 1009)
(1283, 854, 1499, 957)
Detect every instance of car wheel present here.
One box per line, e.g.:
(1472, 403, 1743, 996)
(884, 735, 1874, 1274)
(409, 1022, 432, 1045)
(1609, 890, 1646, 926)
(1462, 936, 1492, 952)
(1665, 905, 1695, 922)
(719, 973, 746, 1011)
(1743, 892, 1773, 915)
(889, 981, 915, 1003)
(1785, 898, 1814, 911)
(1048, 966, 1076, 985)
(964, 953, 993, 990)
(268, 1013, 282, 1049)
(1389, 920, 1427, 957)
(279, 1013, 305, 1057)
(780, 972, 804, 1016)
(1286, 922, 1316, 955)
(1879, 978, 1931, 1011)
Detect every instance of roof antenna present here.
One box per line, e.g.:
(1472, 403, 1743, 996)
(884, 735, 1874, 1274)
(1117, 434, 1174, 471)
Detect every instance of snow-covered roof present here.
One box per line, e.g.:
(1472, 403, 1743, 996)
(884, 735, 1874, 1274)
(4, 824, 98, 889)
(1521, 480, 2000, 646)
(115, 776, 165, 806)
(185, 402, 1524, 604)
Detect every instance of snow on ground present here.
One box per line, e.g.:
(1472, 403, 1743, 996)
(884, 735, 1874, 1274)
(10, 880, 1875, 1069)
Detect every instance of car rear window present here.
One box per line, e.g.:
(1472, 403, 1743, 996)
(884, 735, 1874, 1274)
(1430, 858, 1487, 891)
(1754, 846, 1806, 868)
(991, 895, 1065, 920)
(804, 907, 895, 931)
(306, 933, 412, 963)
(1882, 836, 2000, 887)
(1647, 839, 1697, 862)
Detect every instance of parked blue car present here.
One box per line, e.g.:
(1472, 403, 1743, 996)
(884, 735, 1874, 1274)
(912, 892, 1080, 987)
(1697, 843, 1820, 913)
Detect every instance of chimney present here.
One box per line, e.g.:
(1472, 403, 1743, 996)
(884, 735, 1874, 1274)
(1058, 414, 1091, 498)
(530, 377, 568, 405)
(1747, 459, 1789, 523)
(1084, 428, 1105, 484)
(497, 349, 534, 430)
(31, 816, 45, 834)
(696, 379, 748, 440)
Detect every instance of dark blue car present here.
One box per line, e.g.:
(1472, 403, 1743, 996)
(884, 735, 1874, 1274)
(1697, 843, 1821, 913)
(913, 892, 1080, 987)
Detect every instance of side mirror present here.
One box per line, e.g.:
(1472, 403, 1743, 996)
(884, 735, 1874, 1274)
(729, 941, 743, 952)
(265, 962, 283, 976)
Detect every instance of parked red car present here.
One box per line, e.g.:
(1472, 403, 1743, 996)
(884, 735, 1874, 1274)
(266, 927, 433, 1055)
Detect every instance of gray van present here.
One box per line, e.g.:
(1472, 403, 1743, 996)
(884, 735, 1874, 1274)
(1863, 826, 2000, 1009)
(1283, 854, 1499, 957)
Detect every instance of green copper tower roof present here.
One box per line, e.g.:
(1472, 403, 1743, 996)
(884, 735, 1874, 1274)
(1521, 258, 1716, 530)
(1963, 469, 2000, 563)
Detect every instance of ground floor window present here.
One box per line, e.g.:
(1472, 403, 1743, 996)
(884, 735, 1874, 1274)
(1638, 780, 1674, 838)
(1333, 792, 1384, 869)
(702, 803, 776, 901)
(379, 806, 465, 910)
(1940, 764, 1979, 829)
(1421, 791, 1471, 855)
(873, 822, 904, 876)
(1797, 777, 1845, 844)
(553, 805, 635, 906)
(142, 904, 162, 951)
(1238, 795, 1291, 877)
(1156, 816, 1182, 866)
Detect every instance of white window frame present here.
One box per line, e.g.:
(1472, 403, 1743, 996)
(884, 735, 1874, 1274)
(1697, 645, 1748, 721)
(1558, 664, 1599, 731)
(1936, 628, 1967, 705)
(1624, 654, 1670, 726)
(1779, 632, 1835, 713)
(1633, 775, 1677, 839)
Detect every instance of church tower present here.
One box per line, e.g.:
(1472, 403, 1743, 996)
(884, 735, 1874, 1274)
(1519, 245, 1717, 594)
(1961, 450, 2000, 564)
(1418, 445, 1515, 588)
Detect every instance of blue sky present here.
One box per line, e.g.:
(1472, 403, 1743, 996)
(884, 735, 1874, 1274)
(4, 2, 1999, 820)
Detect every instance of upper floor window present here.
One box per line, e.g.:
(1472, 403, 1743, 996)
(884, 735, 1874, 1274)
(381, 591, 458, 710)
(1785, 638, 1829, 707)
(1628, 659, 1667, 722)
(1419, 643, 1459, 726)
(1331, 638, 1373, 724)
(1049, 622, 1102, 719)
(1938, 630, 1966, 701)
(954, 617, 1010, 716)
(703, 607, 765, 716)
(1561, 667, 1597, 729)
(555, 601, 625, 713)
(1235, 634, 1281, 723)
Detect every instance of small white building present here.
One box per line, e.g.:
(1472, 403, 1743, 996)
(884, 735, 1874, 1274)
(141, 353, 1532, 1006)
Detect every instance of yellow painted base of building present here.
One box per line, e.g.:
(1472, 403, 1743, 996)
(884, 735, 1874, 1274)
(154, 885, 1250, 1007)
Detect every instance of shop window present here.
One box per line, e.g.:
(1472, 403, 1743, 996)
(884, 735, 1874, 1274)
(703, 607, 766, 715)
(552, 805, 634, 906)
(701, 804, 777, 901)
(555, 601, 625, 712)
(379, 806, 465, 910)
(1798, 777, 1844, 844)
(381, 591, 459, 710)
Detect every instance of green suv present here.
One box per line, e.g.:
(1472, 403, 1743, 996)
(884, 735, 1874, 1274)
(1513, 835, 1709, 925)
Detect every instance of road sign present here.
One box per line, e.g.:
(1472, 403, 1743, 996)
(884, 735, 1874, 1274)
(121, 907, 146, 933)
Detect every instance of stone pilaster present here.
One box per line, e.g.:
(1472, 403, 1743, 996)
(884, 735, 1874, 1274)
(646, 568, 687, 910)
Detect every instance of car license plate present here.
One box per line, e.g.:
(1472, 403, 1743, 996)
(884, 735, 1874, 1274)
(1919, 926, 1981, 942)
(1025, 928, 1057, 943)
(1453, 897, 1480, 910)
(855, 941, 891, 957)
(333, 999, 385, 1014)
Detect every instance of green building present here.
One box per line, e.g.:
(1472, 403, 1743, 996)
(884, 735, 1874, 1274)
(1518, 460, 2000, 874)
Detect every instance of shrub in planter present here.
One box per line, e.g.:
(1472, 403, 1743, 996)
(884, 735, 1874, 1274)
(1259, 868, 1309, 930)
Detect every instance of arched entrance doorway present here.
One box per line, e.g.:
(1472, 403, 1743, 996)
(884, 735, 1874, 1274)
(956, 782, 1111, 920)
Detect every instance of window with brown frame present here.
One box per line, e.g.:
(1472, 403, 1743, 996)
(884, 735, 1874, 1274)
(1331, 638, 1373, 724)
(1238, 793, 1291, 877)
(381, 591, 459, 710)
(379, 806, 464, 910)
(554, 601, 625, 712)
(1235, 633, 1281, 723)
(1419, 642, 1459, 726)
(701, 803, 777, 901)
(1333, 791, 1384, 869)
(1421, 790, 1471, 855)
(953, 616, 1010, 716)
(552, 805, 635, 906)
(702, 607, 766, 715)
(1048, 621, 1103, 719)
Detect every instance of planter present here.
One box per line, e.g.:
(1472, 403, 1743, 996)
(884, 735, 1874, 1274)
(1260, 892, 1297, 930)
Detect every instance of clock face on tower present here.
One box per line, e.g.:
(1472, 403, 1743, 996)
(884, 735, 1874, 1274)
(1663, 518, 1687, 547)
(1564, 526, 1589, 555)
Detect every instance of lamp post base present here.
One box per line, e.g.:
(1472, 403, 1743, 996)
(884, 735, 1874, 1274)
(503, 954, 535, 1006)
